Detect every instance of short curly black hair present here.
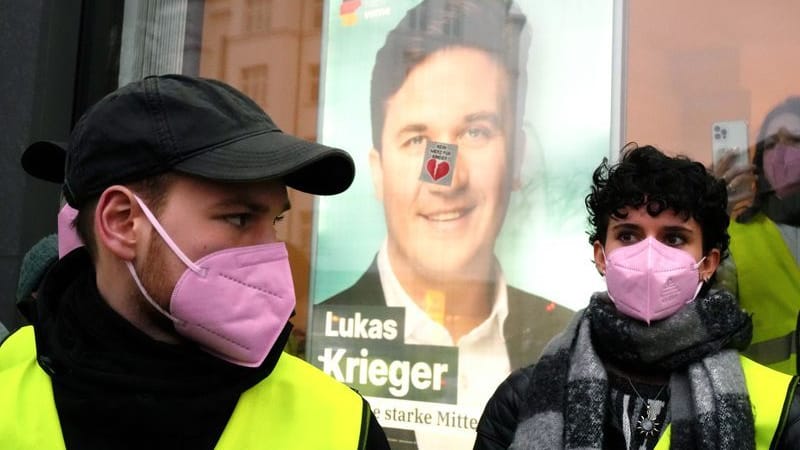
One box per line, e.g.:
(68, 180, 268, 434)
(585, 143, 730, 259)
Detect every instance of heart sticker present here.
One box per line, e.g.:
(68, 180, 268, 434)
(419, 141, 457, 186)
(426, 158, 450, 181)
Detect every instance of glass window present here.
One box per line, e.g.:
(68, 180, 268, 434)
(240, 64, 269, 107)
(96, 1, 800, 447)
(244, 0, 272, 34)
(308, 63, 319, 104)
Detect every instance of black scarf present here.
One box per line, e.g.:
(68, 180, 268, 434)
(511, 291, 754, 450)
(33, 249, 291, 450)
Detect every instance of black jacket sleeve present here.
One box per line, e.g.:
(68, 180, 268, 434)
(775, 376, 800, 450)
(473, 365, 535, 450)
(362, 398, 391, 450)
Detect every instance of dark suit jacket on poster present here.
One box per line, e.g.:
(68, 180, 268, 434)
(321, 258, 574, 371)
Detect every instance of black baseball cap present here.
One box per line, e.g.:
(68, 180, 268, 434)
(63, 74, 354, 207)
(21, 140, 67, 183)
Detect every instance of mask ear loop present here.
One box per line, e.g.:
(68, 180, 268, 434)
(132, 195, 205, 275)
(598, 246, 621, 304)
(591, 246, 608, 276)
(125, 261, 185, 325)
(688, 256, 708, 302)
(125, 195, 200, 325)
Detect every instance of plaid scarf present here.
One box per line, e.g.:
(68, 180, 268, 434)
(510, 290, 754, 450)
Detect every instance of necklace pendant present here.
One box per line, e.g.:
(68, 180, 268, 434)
(626, 378, 667, 439)
(635, 407, 660, 437)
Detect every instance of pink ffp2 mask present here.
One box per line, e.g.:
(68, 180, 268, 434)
(603, 237, 704, 324)
(57, 204, 83, 258)
(125, 196, 296, 367)
(763, 144, 800, 198)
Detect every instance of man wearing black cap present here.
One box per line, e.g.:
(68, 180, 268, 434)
(0, 74, 389, 449)
(16, 141, 82, 322)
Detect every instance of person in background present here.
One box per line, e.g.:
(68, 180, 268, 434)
(15, 234, 58, 322)
(475, 144, 800, 450)
(20, 140, 85, 260)
(10, 141, 76, 326)
(714, 96, 800, 374)
(0, 74, 389, 449)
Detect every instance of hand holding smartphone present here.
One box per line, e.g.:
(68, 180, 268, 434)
(712, 119, 755, 216)
(712, 120, 749, 170)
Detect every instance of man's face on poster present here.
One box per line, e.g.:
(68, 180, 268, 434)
(369, 46, 519, 280)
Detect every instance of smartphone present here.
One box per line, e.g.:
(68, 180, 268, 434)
(712, 120, 749, 169)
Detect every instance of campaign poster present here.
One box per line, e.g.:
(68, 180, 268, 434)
(309, 1, 618, 448)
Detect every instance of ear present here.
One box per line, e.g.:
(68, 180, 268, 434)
(368, 148, 384, 201)
(700, 248, 721, 281)
(94, 186, 140, 261)
(592, 240, 607, 276)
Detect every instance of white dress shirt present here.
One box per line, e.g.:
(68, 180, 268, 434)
(377, 241, 512, 449)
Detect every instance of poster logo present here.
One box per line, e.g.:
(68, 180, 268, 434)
(339, 0, 362, 27)
(420, 141, 458, 186)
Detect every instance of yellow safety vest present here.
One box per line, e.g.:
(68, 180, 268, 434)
(654, 356, 796, 449)
(729, 213, 800, 374)
(0, 326, 367, 449)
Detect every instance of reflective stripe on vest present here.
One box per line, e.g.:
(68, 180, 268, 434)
(0, 325, 366, 449)
(654, 356, 794, 450)
(729, 214, 800, 374)
(746, 329, 797, 371)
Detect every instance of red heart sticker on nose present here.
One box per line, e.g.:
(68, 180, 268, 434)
(426, 158, 450, 181)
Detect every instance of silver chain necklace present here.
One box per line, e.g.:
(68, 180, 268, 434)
(627, 377, 667, 438)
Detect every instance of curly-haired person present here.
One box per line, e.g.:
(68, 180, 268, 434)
(473, 144, 800, 450)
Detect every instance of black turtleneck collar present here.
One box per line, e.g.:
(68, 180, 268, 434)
(33, 248, 291, 450)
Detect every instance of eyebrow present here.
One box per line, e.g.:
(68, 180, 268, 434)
(610, 223, 640, 232)
(212, 197, 291, 214)
(610, 222, 694, 233)
(771, 130, 800, 138)
(395, 123, 428, 139)
(662, 225, 694, 233)
(464, 111, 502, 127)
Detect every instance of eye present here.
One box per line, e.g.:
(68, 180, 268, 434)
(273, 215, 286, 226)
(617, 231, 637, 243)
(402, 135, 427, 148)
(224, 214, 252, 228)
(460, 126, 493, 145)
(664, 233, 686, 246)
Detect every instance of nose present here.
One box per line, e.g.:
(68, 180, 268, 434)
(450, 151, 469, 188)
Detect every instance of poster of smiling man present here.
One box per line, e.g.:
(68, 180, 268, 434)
(309, 0, 619, 448)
